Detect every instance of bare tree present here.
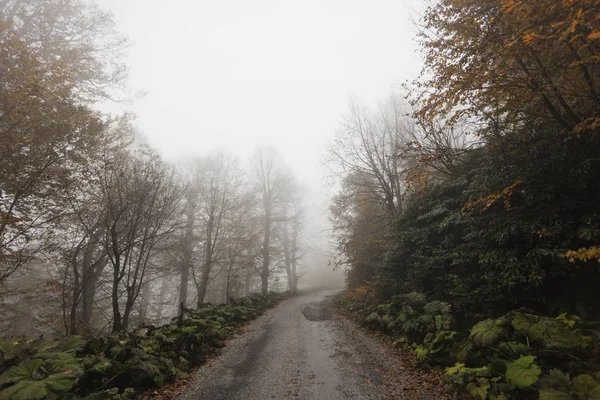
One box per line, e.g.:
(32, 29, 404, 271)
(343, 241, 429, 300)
(188, 152, 246, 305)
(281, 187, 304, 294)
(177, 184, 197, 315)
(402, 117, 480, 184)
(220, 188, 260, 302)
(327, 96, 412, 218)
(95, 145, 182, 332)
(250, 146, 294, 295)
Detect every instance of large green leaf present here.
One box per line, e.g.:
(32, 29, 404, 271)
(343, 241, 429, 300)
(511, 313, 545, 341)
(511, 313, 590, 349)
(0, 380, 50, 400)
(445, 362, 466, 375)
(0, 361, 77, 400)
(499, 341, 530, 357)
(572, 374, 600, 399)
(0, 359, 44, 385)
(0, 339, 31, 364)
(423, 301, 451, 316)
(470, 319, 503, 346)
(538, 388, 574, 400)
(505, 355, 542, 388)
(466, 378, 489, 400)
(34, 336, 84, 359)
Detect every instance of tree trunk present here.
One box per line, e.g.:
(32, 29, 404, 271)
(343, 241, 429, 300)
(197, 217, 214, 306)
(179, 198, 195, 315)
(121, 291, 135, 332)
(282, 221, 293, 292)
(157, 279, 169, 322)
(68, 261, 80, 335)
(225, 254, 236, 304)
(139, 281, 150, 324)
(111, 282, 122, 333)
(244, 262, 251, 296)
(261, 211, 271, 295)
(80, 232, 106, 331)
(290, 215, 299, 294)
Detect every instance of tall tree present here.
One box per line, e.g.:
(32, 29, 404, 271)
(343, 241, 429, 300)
(96, 145, 182, 332)
(0, 20, 106, 286)
(178, 187, 196, 314)
(191, 152, 245, 305)
(1, 0, 129, 100)
(415, 0, 600, 136)
(250, 146, 294, 295)
(327, 97, 412, 218)
(281, 191, 304, 294)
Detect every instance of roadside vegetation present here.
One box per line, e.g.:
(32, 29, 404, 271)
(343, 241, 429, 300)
(0, 292, 289, 399)
(330, 0, 600, 398)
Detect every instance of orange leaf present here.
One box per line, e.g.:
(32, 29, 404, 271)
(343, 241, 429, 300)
(588, 31, 600, 40)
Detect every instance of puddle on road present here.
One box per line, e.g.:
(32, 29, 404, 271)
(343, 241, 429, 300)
(302, 301, 332, 321)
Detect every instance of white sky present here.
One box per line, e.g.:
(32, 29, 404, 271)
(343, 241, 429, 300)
(96, 0, 426, 185)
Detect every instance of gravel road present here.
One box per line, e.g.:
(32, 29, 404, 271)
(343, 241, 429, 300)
(178, 289, 440, 400)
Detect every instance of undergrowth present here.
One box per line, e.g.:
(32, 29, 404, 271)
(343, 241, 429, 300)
(338, 287, 600, 399)
(0, 292, 290, 400)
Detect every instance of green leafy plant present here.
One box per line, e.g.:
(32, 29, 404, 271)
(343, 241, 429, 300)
(0, 292, 290, 399)
(0, 358, 80, 400)
(470, 319, 505, 347)
(539, 369, 600, 399)
(505, 355, 542, 388)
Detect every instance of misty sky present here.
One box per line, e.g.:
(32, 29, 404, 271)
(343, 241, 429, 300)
(96, 0, 425, 184)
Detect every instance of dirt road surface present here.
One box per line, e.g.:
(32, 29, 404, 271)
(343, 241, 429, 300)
(178, 289, 441, 400)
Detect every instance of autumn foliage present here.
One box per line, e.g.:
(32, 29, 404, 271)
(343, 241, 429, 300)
(415, 0, 600, 136)
(332, 0, 600, 398)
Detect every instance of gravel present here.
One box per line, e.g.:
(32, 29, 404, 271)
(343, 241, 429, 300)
(177, 289, 448, 400)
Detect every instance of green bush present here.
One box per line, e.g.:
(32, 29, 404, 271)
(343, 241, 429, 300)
(0, 291, 290, 400)
(340, 291, 600, 399)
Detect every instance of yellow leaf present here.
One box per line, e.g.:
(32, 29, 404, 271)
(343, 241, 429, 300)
(588, 31, 600, 40)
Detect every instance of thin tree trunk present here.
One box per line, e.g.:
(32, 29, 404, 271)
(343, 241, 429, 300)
(291, 219, 299, 294)
(282, 220, 293, 291)
(139, 281, 150, 324)
(179, 198, 195, 315)
(79, 230, 106, 331)
(261, 211, 271, 295)
(244, 262, 251, 296)
(111, 279, 122, 332)
(225, 254, 235, 304)
(67, 261, 79, 335)
(197, 217, 214, 306)
(157, 279, 169, 322)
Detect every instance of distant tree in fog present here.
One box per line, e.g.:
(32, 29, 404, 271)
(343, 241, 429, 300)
(95, 145, 182, 332)
(280, 186, 304, 294)
(190, 152, 246, 305)
(327, 96, 412, 217)
(250, 146, 295, 295)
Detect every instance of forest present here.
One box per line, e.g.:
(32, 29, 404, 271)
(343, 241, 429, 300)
(330, 0, 600, 398)
(1, 0, 600, 398)
(0, 0, 310, 397)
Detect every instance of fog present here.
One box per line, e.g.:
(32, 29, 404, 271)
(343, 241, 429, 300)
(2, 1, 598, 398)
(95, 0, 425, 290)
(0, 0, 426, 337)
